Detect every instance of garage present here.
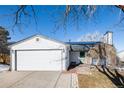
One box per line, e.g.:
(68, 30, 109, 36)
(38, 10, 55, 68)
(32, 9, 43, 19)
(16, 50, 62, 71)
(9, 35, 70, 71)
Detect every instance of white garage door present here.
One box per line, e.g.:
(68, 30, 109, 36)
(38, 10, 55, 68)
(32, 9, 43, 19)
(16, 50, 62, 71)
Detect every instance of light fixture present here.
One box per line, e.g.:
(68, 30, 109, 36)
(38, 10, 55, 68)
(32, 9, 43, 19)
(36, 38, 40, 42)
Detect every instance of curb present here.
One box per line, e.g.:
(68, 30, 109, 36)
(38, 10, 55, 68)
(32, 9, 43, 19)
(71, 73, 79, 88)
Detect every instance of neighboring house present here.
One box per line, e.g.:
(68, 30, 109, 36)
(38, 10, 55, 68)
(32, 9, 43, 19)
(117, 51, 124, 62)
(9, 31, 116, 71)
(116, 51, 124, 71)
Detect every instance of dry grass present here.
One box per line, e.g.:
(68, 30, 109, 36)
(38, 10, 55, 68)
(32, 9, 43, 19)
(78, 69, 117, 88)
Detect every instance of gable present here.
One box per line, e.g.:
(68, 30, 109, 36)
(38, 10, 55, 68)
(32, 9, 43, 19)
(10, 35, 67, 50)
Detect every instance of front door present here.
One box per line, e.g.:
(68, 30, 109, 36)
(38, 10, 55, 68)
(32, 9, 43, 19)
(80, 51, 85, 63)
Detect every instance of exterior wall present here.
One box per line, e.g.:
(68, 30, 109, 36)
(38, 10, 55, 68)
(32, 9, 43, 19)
(108, 32, 113, 45)
(58, 46, 70, 71)
(84, 56, 92, 64)
(103, 32, 113, 45)
(10, 36, 69, 71)
(70, 51, 80, 64)
(10, 50, 16, 71)
(11, 36, 66, 50)
(64, 46, 70, 69)
(85, 43, 116, 67)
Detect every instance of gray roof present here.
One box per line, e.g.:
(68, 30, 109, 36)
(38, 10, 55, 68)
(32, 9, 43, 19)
(66, 41, 101, 45)
(70, 45, 90, 51)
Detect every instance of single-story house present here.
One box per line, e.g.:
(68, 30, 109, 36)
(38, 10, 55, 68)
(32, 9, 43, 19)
(9, 31, 116, 71)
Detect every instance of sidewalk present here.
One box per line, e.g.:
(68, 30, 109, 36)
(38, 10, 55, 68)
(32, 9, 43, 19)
(54, 72, 79, 88)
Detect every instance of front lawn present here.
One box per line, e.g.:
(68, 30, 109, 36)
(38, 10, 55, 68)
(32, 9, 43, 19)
(78, 67, 124, 88)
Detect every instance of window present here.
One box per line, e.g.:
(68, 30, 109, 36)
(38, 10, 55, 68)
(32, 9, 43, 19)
(80, 51, 85, 58)
(100, 58, 106, 66)
(92, 58, 97, 65)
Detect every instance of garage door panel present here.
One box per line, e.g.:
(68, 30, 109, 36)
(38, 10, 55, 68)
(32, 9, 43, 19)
(16, 50, 62, 71)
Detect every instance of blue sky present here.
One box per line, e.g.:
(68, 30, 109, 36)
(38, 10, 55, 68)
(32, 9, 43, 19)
(0, 5, 124, 52)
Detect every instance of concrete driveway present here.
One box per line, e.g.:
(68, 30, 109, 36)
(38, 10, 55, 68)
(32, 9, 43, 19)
(0, 71, 72, 88)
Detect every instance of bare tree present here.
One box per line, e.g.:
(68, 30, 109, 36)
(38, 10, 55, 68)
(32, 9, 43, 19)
(77, 31, 103, 42)
(4, 5, 124, 32)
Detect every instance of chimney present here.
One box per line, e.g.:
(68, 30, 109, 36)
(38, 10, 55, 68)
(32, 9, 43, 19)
(103, 31, 113, 45)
